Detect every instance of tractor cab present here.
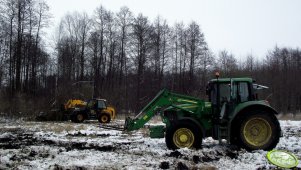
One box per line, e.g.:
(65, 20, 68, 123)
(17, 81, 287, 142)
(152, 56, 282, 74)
(205, 75, 280, 150)
(207, 76, 260, 141)
(207, 78, 255, 106)
(207, 77, 256, 118)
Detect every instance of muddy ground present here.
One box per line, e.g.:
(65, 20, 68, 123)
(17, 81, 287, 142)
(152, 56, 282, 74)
(0, 119, 300, 170)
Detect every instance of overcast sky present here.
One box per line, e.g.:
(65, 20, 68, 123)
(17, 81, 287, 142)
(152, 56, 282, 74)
(46, 0, 301, 59)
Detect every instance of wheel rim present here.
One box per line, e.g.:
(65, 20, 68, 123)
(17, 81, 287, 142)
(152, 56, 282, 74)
(243, 117, 272, 147)
(173, 128, 195, 148)
(101, 115, 108, 122)
(77, 114, 83, 121)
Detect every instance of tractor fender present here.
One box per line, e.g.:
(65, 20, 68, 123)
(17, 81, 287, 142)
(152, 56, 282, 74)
(229, 101, 279, 132)
(176, 117, 206, 138)
(105, 107, 116, 119)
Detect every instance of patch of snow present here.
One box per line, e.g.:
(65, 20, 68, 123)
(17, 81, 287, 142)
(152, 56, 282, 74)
(0, 119, 300, 169)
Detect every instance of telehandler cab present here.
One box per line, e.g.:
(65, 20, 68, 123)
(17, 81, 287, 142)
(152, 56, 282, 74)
(105, 76, 281, 151)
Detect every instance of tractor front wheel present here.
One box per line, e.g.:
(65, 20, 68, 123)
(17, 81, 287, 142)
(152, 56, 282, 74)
(98, 113, 111, 123)
(237, 111, 280, 151)
(165, 120, 202, 150)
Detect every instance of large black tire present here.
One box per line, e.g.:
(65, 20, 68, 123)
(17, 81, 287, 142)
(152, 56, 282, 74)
(98, 112, 111, 123)
(71, 112, 85, 123)
(165, 120, 202, 150)
(235, 110, 281, 151)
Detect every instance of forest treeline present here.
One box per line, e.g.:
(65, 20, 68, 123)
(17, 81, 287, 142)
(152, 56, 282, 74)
(0, 0, 300, 117)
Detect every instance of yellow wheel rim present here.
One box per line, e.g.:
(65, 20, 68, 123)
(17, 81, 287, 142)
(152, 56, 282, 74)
(77, 114, 83, 121)
(101, 115, 108, 122)
(173, 128, 195, 148)
(243, 117, 272, 147)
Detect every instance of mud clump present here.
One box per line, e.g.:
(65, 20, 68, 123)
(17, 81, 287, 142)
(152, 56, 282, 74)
(225, 149, 238, 159)
(9, 154, 18, 161)
(42, 139, 56, 145)
(52, 164, 88, 170)
(201, 151, 220, 162)
(93, 145, 115, 152)
(192, 155, 201, 164)
(63, 142, 116, 152)
(71, 142, 88, 149)
(168, 150, 183, 158)
(0, 132, 36, 149)
(176, 162, 188, 170)
(159, 161, 170, 169)
(67, 131, 87, 137)
(67, 132, 111, 138)
(29, 150, 37, 157)
(96, 134, 110, 137)
(0, 129, 116, 152)
(201, 155, 219, 162)
(256, 165, 274, 170)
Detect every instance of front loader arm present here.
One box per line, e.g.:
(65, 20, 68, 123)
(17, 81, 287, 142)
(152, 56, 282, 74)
(124, 89, 203, 131)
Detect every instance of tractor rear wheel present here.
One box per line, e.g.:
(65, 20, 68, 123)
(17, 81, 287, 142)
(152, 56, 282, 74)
(165, 120, 202, 150)
(98, 113, 111, 123)
(237, 110, 280, 151)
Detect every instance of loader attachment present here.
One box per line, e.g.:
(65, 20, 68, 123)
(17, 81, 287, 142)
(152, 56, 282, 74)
(99, 117, 139, 131)
(99, 120, 125, 131)
(100, 89, 203, 132)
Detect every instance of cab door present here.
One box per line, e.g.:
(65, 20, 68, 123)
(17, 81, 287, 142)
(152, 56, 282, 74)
(230, 80, 252, 105)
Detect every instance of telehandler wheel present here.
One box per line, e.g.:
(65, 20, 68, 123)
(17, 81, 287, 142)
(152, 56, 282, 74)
(71, 112, 85, 123)
(237, 110, 280, 151)
(165, 120, 202, 150)
(76, 113, 85, 123)
(98, 113, 111, 123)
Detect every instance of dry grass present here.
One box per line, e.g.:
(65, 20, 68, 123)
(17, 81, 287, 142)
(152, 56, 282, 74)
(277, 113, 301, 120)
(24, 121, 90, 133)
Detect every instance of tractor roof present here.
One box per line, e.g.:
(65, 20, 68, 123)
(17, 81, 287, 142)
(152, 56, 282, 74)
(210, 77, 253, 83)
(93, 98, 107, 101)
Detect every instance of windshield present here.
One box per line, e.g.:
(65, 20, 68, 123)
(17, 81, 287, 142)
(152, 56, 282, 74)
(232, 82, 250, 103)
(97, 100, 106, 109)
(209, 83, 231, 105)
(86, 100, 106, 109)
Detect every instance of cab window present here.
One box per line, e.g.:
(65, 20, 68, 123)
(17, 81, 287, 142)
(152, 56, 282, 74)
(97, 100, 106, 109)
(87, 100, 96, 108)
(232, 82, 250, 103)
(209, 83, 231, 105)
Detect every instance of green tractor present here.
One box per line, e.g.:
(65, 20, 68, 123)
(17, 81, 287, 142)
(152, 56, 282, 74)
(107, 76, 281, 151)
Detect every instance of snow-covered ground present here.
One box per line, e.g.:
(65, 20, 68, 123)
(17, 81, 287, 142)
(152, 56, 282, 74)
(0, 119, 300, 170)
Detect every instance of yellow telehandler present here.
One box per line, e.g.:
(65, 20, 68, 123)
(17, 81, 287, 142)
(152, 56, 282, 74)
(36, 98, 116, 123)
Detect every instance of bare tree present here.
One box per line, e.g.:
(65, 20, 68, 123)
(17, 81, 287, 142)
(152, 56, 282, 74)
(31, 0, 50, 95)
(115, 6, 133, 109)
(77, 12, 91, 80)
(150, 16, 170, 91)
(217, 50, 238, 77)
(186, 21, 206, 92)
(131, 13, 152, 111)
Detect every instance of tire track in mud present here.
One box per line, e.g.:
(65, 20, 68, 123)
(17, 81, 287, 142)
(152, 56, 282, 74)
(0, 128, 118, 152)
